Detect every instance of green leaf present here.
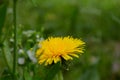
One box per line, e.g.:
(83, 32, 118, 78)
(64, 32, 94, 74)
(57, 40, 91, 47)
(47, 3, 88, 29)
(44, 62, 61, 80)
(24, 70, 33, 80)
(0, 3, 7, 38)
(79, 67, 100, 80)
(2, 40, 13, 72)
(31, 0, 38, 6)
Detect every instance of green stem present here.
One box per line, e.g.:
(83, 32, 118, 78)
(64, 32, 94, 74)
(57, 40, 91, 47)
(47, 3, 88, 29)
(54, 70, 63, 80)
(13, 0, 17, 79)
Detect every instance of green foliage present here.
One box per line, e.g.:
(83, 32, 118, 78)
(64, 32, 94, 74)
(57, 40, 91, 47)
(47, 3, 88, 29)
(2, 40, 13, 72)
(44, 62, 61, 80)
(0, 1, 7, 42)
(0, 0, 120, 80)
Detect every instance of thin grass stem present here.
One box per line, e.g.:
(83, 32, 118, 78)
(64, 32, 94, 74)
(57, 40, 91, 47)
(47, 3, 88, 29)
(13, 0, 17, 79)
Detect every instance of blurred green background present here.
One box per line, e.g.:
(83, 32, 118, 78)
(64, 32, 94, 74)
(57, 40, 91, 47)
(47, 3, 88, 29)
(0, 0, 120, 80)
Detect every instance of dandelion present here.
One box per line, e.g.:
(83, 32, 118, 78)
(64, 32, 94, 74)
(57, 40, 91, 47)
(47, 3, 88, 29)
(36, 36, 85, 66)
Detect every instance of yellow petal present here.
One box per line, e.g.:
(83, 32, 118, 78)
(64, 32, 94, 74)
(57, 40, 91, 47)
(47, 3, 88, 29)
(62, 54, 73, 60)
(45, 62, 48, 66)
(36, 49, 42, 57)
(46, 58, 53, 65)
(39, 58, 46, 64)
(69, 53, 79, 58)
(53, 56, 61, 63)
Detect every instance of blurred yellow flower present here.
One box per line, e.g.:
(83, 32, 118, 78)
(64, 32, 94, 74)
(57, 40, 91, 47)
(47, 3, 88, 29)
(36, 36, 85, 66)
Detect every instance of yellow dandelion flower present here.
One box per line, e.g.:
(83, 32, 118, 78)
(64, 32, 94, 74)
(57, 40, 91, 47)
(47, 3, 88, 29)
(36, 36, 85, 66)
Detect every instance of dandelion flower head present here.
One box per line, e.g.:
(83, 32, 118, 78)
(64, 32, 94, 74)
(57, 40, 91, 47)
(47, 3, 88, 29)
(36, 36, 85, 66)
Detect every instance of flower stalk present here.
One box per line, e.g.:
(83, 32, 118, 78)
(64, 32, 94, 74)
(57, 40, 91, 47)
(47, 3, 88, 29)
(54, 70, 63, 80)
(13, 0, 17, 79)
